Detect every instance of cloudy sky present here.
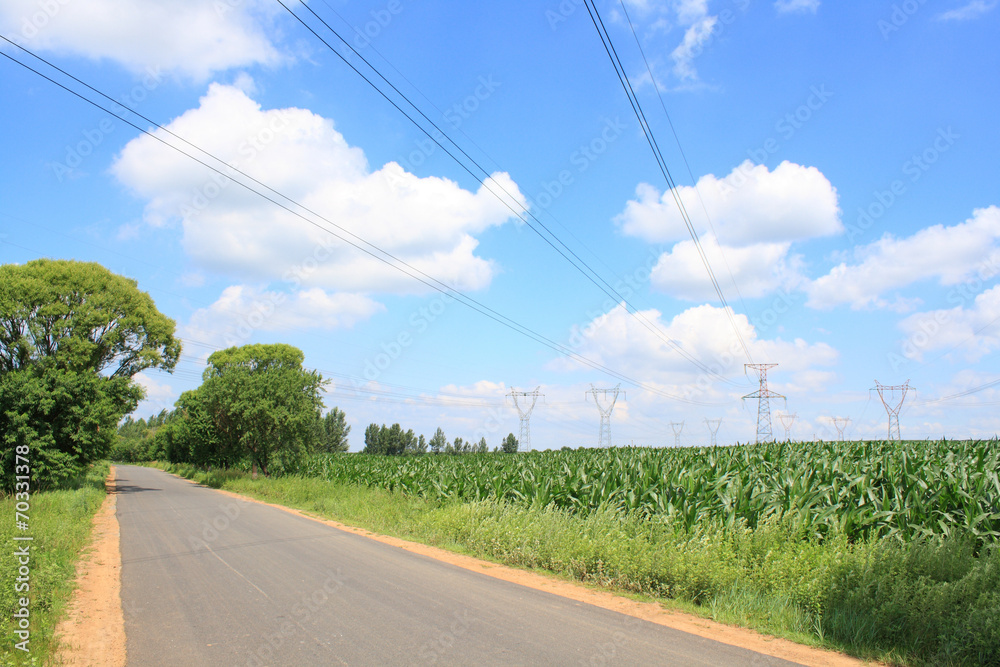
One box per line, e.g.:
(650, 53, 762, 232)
(2, 0, 998, 448)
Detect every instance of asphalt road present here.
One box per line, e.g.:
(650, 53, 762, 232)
(116, 465, 802, 666)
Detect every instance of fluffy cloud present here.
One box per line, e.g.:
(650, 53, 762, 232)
(896, 284, 1000, 363)
(182, 284, 384, 348)
(805, 206, 1000, 310)
(671, 16, 718, 81)
(550, 303, 838, 394)
(774, 0, 821, 14)
(2, 0, 283, 79)
(113, 84, 525, 294)
(650, 237, 801, 301)
(617, 160, 842, 246)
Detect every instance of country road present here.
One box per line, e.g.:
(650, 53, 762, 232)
(115, 465, 802, 666)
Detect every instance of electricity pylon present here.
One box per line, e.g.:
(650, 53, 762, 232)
(586, 384, 623, 448)
(831, 417, 851, 442)
(670, 421, 684, 447)
(743, 364, 785, 442)
(509, 387, 542, 451)
(872, 380, 911, 441)
(704, 418, 722, 447)
(777, 413, 797, 441)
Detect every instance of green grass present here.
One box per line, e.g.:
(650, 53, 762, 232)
(154, 461, 1000, 666)
(0, 462, 110, 666)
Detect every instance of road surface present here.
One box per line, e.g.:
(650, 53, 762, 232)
(116, 465, 801, 666)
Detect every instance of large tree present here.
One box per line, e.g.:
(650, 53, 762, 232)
(0, 259, 180, 490)
(315, 407, 351, 453)
(199, 343, 326, 476)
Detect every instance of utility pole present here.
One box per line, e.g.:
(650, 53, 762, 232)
(704, 418, 722, 447)
(777, 412, 797, 441)
(872, 380, 911, 441)
(670, 421, 684, 447)
(509, 387, 542, 451)
(586, 384, 623, 447)
(831, 417, 850, 442)
(743, 364, 785, 442)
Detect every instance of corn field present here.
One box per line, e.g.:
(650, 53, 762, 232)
(300, 439, 1000, 544)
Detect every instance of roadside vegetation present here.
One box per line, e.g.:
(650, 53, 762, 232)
(154, 438, 1000, 667)
(0, 463, 110, 666)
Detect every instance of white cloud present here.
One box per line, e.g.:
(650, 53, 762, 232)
(897, 285, 1000, 362)
(671, 16, 718, 81)
(617, 160, 842, 246)
(805, 206, 1000, 310)
(550, 303, 838, 393)
(938, 0, 998, 21)
(112, 84, 525, 294)
(774, 0, 821, 15)
(650, 237, 800, 301)
(182, 284, 384, 348)
(134, 371, 177, 404)
(1, 0, 283, 80)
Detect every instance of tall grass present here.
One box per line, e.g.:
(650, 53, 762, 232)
(300, 439, 1000, 546)
(0, 462, 109, 666)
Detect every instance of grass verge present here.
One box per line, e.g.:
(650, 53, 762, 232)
(152, 462, 1000, 666)
(0, 462, 110, 666)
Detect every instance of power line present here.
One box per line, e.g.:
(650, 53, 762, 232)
(580, 0, 754, 365)
(0, 41, 723, 405)
(278, 1, 741, 388)
(617, 0, 752, 321)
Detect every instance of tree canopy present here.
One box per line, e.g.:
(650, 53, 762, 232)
(196, 343, 326, 476)
(0, 259, 180, 376)
(0, 259, 180, 490)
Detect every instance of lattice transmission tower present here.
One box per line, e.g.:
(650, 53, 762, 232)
(704, 418, 722, 447)
(872, 380, 911, 441)
(831, 417, 851, 442)
(670, 421, 684, 447)
(777, 413, 797, 441)
(743, 364, 785, 442)
(509, 387, 542, 451)
(586, 384, 623, 448)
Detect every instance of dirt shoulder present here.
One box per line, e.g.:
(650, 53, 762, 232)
(53, 466, 126, 667)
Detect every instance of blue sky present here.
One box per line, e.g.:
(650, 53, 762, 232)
(2, 0, 998, 449)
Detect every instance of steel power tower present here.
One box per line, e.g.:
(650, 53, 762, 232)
(777, 413, 797, 441)
(873, 380, 911, 440)
(670, 421, 684, 447)
(704, 418, 722, 447)
(831, 417, 851, 442)
(743, 364, 785, 442)
(586, 384, 623, 448)
(509, 387, 542, 451)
